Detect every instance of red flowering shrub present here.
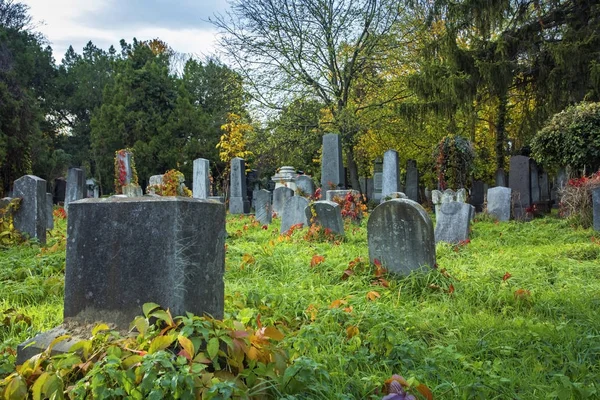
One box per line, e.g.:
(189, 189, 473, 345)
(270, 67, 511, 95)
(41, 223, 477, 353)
(559, 170, 600, 228)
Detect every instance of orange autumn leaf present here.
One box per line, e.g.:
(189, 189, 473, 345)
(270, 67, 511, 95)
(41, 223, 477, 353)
(310, 255, 325, 268)
(346, 325, 359, 338)
(262, 326, 284, 341)
(448, 284, 455, 294)
(417, 383, 434, 400)
(385, 374, 409, 388)
(372, 278, 390, 288)
(305, 304, 318, 321)
(366, 291, 381, 301)
(503, 272, 512, 281)
(329, 299, 348, 309)
(343, 306, 353, 313)
(341, 269, 355, 280)
(514, 288, 531, 299)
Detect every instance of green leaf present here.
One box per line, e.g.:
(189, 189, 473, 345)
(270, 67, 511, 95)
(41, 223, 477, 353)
(148, 335, 176, 354)
(5, 375, 28, 400)
(207, 337, 219, 360)
(143, 302, 161, 318)
(121, 355, 143, 369)
(92, 323, 110, 336)
(32, 372, 49, 400)
(46, 334, 71, 354)
(178, 335, 195, 359)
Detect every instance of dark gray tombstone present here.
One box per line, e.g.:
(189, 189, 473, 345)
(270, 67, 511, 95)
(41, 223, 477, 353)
(78, 167, 87, 199)
(470, 180, 485, 212)
(530, 160, 540, 203)
(305, 200, 344, 236)
(321, 134, 344, 189)
(65, 168, 84, 213)
(280, 196, 309, 234)
(193, 158, 210, 199)
(382, 150, 399, 198)
(64, 197, 225, 328)
(367, 199, 435, 276)
(53, 178, 66, 204)
(405, 159, 419, 202)
(46, 193, 54, 230)
(509, 156, 532, 219)
(295, 175, 315, 198)
(254, 189, 272, 225)
(593, 187, 600, 232)
(539, 170, 550, 201)
(487, 187, 512, 221)
(272, 186, 294, 215)
(434, 201, 472, 244)
(13, 175, 47, 244)
(495, 169, 507, 187)
(229, 157, 249, 214)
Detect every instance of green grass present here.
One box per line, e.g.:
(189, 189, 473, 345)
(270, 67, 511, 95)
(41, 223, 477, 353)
(2, 212, 600, 398)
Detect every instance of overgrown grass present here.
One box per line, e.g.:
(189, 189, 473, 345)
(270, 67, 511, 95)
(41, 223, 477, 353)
(1, 211, 599, 398)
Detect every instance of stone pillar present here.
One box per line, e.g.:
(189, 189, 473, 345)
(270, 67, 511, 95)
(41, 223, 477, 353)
(382, 150, 399, 198)
(405, 159, 419, 202)
(229, 157, 249, 214)
(65, 168, 84, 213)
(530, 160, 540, 203)
(193, 158, 210, 199)
(495, 169, 507, 187)
(13, 175, 47, 243)
(321, 134, 344, 190)
(46, 193, 54, 230)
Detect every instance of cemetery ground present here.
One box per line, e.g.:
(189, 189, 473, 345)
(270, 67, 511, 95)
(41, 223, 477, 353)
(1, 211, 599, 399)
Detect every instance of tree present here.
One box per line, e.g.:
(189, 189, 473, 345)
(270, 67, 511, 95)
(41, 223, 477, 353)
(212, 0, 403, 189)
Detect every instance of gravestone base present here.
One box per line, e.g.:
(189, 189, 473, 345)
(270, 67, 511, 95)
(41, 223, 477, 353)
(533, 200, 553, 214)
(230, 197, 250, 214)
(17, 326, 81, 365)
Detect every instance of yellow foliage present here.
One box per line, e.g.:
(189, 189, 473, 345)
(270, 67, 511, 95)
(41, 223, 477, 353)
(217, 113, 254, 169)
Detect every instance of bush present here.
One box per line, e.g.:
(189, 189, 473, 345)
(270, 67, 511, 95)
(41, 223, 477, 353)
(559, 170, 600, 228)
(531, 102, 600, 171)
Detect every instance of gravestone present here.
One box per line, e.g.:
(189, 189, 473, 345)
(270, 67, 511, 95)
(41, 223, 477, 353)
(65, 168, 84, 213)
(296, 175, 315, 198)
(86, 178, 99, 198)
(434, 201, 472, 244)
(229, 157, 250, 214)
(122, 184, 143, 197)
(13, 175, 47, 243)
(456, 188, 468, 203)
(325, 189, 360, 202)
(431, 189, 443, 216)
(46, 193, 54, 230)
(405, 159, 419, 202)
(470, 180, 485, 212)
(487, 187, 512, 221)
(53, 178, 66, 204)
(254, 189, 272, 225)
(305, 200, 344, 236)
(149, 175, 164, 186)
(63, 197, 225, 329)
(552, 168, 568, 207)
(115, 151, 134, 185)
(280, 196, 309, 234)
(382, 150, 399, 198)
(593, 187, 600, 232)
(442, 189, 455, 204)
(321, 134, 344, 189)
(272, 187, 294, 215)
(193, 158, 210, 199)
(367, 199, 435, 276)
(530, 160, 541, 203)
(539, 170, 550, 201)
(78, 166, 87, 199)
(495, 169, 507, 187)
(509, 156, 531, 219)
(424, 188, 432, 204)
(272, 166, 298, 191)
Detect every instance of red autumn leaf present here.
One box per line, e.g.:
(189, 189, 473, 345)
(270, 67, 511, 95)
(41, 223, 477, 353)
(341, 269, 355, 280)
(372, 278, 390, 288)
(310, 255, 325, 268)
(448, 284, 455, 294)
(262, 225, 268, 230)
(503, 272, 512, 281)
(374, 258, 382, 267)
(514, 288, 531, 299)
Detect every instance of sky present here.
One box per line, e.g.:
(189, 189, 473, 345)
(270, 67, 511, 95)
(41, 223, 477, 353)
(22, 0, 229, 63)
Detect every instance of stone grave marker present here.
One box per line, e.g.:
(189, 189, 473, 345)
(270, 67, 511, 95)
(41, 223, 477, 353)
(434, 201, 472, 244)
(442, 189, 455, 204)
(53, 177, 66, 204)
(593, 187, 600, 232)
(382, 150, 399, 198)
(305, 200, 344, 236)
(405, 159, 419, 202)
(254, 189, 272, 225)
(470, 180, 485, 212)
(193, 158, 210, 199)
(65, 168, 84, 213)
(280, 196, 309, 234)
(321, 134, 344, 189)
(495, 169, 507, 187)
(272, 186, 294, 215)
(272, 166, 298, 191)
(13, 175, 47, 244)
(456, 188, 468, 203)
(46, 193, 54, 230)
(539, 170, 550, 201)
(509, 155, 532, 219)
(487, 187, 512, 221)
(530, 160, 541, 203)
(432, 189, 443, 215)
(229, 157, 250, 214)
(295, 175, 315, 198)
(367, 199, 435, 276)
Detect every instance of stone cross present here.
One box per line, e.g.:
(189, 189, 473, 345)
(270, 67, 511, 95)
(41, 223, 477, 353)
(193, 158, 210, 199)
(321, 134, 344, 190)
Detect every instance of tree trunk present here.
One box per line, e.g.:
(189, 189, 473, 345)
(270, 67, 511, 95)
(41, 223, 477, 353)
(495, 93, 508, 171)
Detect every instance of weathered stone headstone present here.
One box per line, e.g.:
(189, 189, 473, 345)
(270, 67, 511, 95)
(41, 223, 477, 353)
(495, 169, 507, 187)
(509, 155, 532, 219)
(432, 189, 443, 215)
(86, 178, 99, 198)
(530, 160, 541, 203)
(46, 193, 54, 230)
(321, 134, 344, 189)
(280, 196, 309, 234)
(305, 200, 344, 236)
(593, 187, 600, 232)
(64, 197, 225, 328)
(193, 158, 210, 199)
(325, 189, 360, 202)
(456, 188, 468, 203)
(442, 189, 455, 204)
(78, 166, 87, 199)
(53, 178, 66, 204)
(434, 201, 472, 244)
(272, 166, 298, 191)
(367, 199, 435, 276)
(272, 187, 294, 215)
(405, 159, 419, 202)
(65, 168, 84, 213)
(13, 175, 47, 243)
(122, 183, 143, 197)
(229, 157, 249, 214)
(382, 150, 399, 198)
(487, 187, 512, 221)
(254, 189, 272, 225)
(470, 180, 485, 212)
(149, 175, 164, 186)
(295, 175, 315, 198)
(424, 188, 432, 204)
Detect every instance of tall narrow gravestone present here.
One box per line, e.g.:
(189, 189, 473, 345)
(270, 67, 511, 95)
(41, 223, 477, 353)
(193, 158, 210, 199)
(46, 193, 54, 230)
(254, 189, 272, 225)
(65, 168, 84, 213)
(434, 202, 472, 244)
(530, 160, 541, 203)
(487, 187, 512, 221)
(229, 157, 249, 214)
(321, 134, 344, 190)
(405, 159, 419, 202)
(509, 156, 532, 219)
(470, 180, 485, 212)
(272, 186, 294, 215)
(305, 200, 344, 236)
(382, 150, 399, 198)
(367, 199, 435, 276)
(280, 196, 309, 234)
(13, 175, 47, 244)
(593, 187, 600, 232)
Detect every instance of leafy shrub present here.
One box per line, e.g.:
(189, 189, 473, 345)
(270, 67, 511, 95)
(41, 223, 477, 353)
(331, 192, 367, 222)
(433, 135, 475, 190)
(531, 102, 600, 171)
(146, 170, 192, 197)
(559, 171, 600, 228)
(0, 198, 23, 247)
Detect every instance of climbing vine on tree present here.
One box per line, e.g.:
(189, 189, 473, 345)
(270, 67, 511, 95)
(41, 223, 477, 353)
(433, 135, 475, 190)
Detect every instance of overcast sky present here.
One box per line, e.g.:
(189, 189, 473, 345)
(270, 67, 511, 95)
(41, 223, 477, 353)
(22, 0, 228, 63)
